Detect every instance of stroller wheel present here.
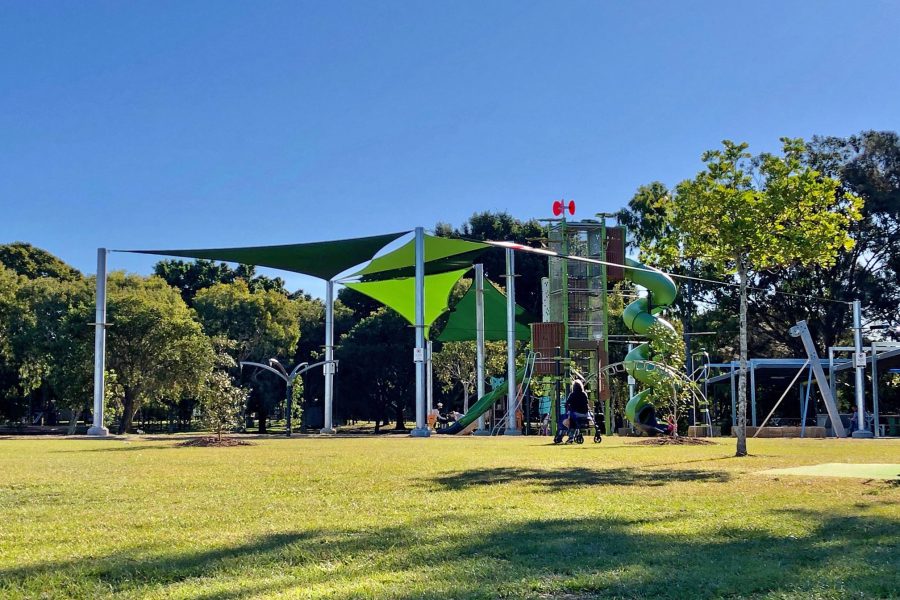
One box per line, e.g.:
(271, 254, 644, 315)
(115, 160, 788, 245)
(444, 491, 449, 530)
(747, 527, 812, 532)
(575, 434, 584, 444)
(593, 434, 602, 443)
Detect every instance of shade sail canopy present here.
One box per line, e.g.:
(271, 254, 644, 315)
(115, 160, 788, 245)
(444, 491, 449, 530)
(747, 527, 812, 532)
(351, 235, 488, 281)
(437, 280, 535, 342)
(125, 231, 408, 281)
(345, 269, 468, 337)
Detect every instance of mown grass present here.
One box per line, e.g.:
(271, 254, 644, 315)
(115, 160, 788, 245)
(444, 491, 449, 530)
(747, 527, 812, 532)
(0, 435, 897, 599)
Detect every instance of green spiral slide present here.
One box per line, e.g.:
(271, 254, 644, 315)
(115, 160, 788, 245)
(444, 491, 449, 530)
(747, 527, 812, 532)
(623, 257, 678, 434)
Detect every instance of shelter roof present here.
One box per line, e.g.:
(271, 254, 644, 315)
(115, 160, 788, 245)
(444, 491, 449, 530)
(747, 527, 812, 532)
(125, 231, 409, 281)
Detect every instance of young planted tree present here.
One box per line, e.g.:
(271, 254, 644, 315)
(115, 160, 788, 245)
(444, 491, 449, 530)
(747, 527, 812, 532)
(197, 371, 248, 442)
(655, 139, 861, 455)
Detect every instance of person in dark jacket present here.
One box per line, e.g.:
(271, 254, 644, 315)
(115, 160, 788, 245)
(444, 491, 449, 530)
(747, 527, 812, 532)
(565, 380, 590, 430)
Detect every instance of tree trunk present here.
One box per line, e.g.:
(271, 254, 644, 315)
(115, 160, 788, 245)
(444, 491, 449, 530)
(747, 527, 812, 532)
(393, 402, 405, 431)
(66, 409, 82, 435)
(257, 404, 268, 434)
(118, 388, 138, 435)
(736, 257, 749, 457)
(463, 386, 470, 413)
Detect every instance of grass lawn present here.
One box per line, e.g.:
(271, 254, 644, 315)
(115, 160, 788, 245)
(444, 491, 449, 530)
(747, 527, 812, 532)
(0, 435, 898, 599)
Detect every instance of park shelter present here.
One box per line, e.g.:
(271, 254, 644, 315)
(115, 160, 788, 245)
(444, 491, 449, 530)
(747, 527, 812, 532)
(88, 229, 510, 438)
(344, 269, 471, 337)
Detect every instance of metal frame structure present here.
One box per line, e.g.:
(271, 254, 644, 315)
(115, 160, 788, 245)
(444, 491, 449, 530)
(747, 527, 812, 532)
(240, 359, 338, 436)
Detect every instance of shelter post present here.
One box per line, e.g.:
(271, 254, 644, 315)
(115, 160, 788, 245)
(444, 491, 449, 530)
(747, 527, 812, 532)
(411, 227, 430, 437)
(504, 248, 520, 434)
(871, 343, 879, 437)
(321, 280, 336, 434)
(474, 264, 488, 434)
(851, 300, 873, 437)
(88, 248, 110, 437)
(426, 341, 433, 414)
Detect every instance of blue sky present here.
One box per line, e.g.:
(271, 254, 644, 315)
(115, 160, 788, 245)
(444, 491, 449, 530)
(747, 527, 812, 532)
(2, 1, 898, 297)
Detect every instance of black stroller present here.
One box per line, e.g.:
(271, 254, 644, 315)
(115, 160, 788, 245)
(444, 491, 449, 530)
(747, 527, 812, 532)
(554, 410, 601, 444)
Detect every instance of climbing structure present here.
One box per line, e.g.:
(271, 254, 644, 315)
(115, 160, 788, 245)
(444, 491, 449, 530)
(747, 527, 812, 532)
(622, 257, 678, 434)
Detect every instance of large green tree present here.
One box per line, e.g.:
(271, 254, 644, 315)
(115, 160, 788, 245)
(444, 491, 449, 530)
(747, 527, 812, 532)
(435, 212, 547, 316)
(193, 280, 300, 432)
(335, 308, 415, 432)
(193, 280, 300, 362)
(649, 139, 862, 456)
(100, 274, 215, 434)
(154, 259, 288, 305)
(0, 242, 81, 281)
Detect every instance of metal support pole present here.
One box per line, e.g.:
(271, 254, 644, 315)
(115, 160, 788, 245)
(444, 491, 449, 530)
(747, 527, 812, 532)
(828, 347, 836, 401)
(750, 361, 757, 427)
(801, 366, 813, 438)
(851, 300, 873, 437)
(789, 320, 846, 437)
(474, 264, 489, 435)
(411, 227, 430, 437)
(285, 381, 293, 436)
(730, 365, 736, 427)
(426, 340, 434, 414)
(320, 280, 336, 434)
(504, 248, 520, 435)
(88, 248, 110, 437)
(871, 344, 880, 437)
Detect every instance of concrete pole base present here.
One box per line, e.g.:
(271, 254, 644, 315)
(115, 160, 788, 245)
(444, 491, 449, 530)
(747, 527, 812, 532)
(86, 425, 110, 437)
(410, 427, 431, 438)
(473, 429, 491, 436)
(319, 428, 336, 435)
(503, 429, 522, 436)
(851, 430, 875, 439)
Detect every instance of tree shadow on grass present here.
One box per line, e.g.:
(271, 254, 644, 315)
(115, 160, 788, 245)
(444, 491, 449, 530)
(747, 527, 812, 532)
(426, 466, 731, 491)
(2, 509, 897, 599)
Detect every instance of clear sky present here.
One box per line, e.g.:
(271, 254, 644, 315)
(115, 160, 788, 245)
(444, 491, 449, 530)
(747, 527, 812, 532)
(2, 1, 898, 297)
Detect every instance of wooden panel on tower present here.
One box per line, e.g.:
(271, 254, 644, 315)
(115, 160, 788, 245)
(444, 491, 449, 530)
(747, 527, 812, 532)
(531, 322, 564, 376)
(606, 227, 626, 282)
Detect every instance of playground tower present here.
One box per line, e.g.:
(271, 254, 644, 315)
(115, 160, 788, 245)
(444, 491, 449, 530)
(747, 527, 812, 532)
(534, 217, 625, 434)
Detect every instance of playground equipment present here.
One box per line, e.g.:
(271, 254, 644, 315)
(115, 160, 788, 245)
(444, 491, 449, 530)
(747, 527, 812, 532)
(531, 216, 626, 435)
(622, 257, 679, 434)
(435, 353, 536, 435)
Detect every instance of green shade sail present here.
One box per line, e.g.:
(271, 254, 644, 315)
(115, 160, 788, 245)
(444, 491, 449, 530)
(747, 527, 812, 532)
(345, 269, 469, 337)
(126, 231, 409, 281)
(352, 235, 488, 281)
(436, 280, 535, 342)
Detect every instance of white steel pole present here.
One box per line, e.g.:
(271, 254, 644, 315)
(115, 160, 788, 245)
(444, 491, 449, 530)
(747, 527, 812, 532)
(474, 264, 488, 434)
(426, 340, 434, 414)
(320, 280, 336, 434)
(504, 248, 520, 435)
(851, 300, 873, 438)
(87, 248, 110, 436)
(411, 227, 430, 437)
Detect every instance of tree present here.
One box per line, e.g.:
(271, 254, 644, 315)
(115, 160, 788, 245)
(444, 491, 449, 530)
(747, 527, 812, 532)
(197, 371, 248, 442)
(432, 341, 507, 412)
(154, 259, 288, 305)
(0, 242, 81, 281)
(435, 212, 547, 316)
(747, 131, 900, 354)
(193, 281, 300, 432)
(651, 139, 862, 456)
(100, 274, 216, 434)
(193, 281, 300, 362)
(335, 308, 414, 432)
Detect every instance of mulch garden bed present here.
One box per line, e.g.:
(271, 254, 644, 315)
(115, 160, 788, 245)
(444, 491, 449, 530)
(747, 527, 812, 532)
(630, 436, 717, 446)
(177, 436, 256, 447)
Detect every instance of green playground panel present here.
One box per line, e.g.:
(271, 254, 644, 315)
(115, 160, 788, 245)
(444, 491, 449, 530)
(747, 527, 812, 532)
(760, 463, 899, 480)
